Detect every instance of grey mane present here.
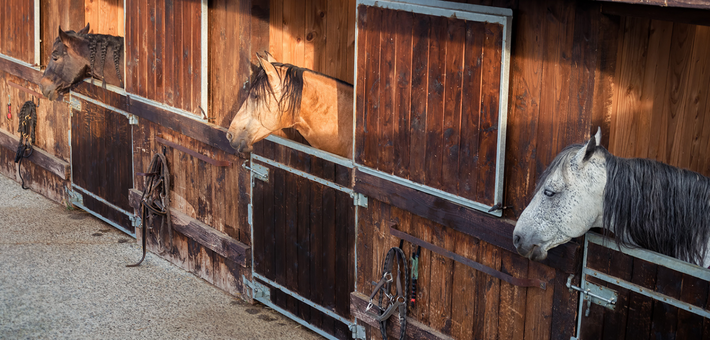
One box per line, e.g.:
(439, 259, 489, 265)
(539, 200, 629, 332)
(603, 153, 710, 265)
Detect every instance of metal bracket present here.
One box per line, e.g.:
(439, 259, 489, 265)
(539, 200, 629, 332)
(349, 323, 366, 340)
(350, 192, 368, 208)
(128, 114, 139, 125)
(130, 215, 142, 228)
(567, 274, 617, 316)
(66, 189, 83, 206)
(247, 203, 253, 227)
(243, 276, 271, 301)
(243, 161, 269, 182)
(68, 96, 81, 112)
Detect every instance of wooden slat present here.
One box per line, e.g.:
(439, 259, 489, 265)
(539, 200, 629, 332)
(407, 12, 430, 184)
(376, 7, 395, 174)
(354, 169, 580, 273)
(595, 0, 710, 10)
(392, 10, 413, 179)
(423, 15, 446, 191)
(354, 4, 368, 165)
(0, 128, 69, 180)
(128, 189, 250, 267)
(360, 6, 381, 168)
(351, 292, 454, 340)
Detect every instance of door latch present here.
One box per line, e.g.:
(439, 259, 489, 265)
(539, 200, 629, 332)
(242, 160, 269, 182)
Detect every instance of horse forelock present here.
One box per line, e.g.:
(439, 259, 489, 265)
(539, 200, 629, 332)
(534, 144, 583, 195)
(249, 63, 305, 123)
(603, 155, 710, 265)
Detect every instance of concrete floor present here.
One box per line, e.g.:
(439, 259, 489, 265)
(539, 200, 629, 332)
(0, 173, 321, 340)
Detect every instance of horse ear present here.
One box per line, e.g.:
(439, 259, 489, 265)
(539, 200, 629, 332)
(574, 129, 600, 166)
(257, 53, 281, 92)
(78, 23, 90, 35)
(263, 51, 279, 64)
(58, 26, 83, 49)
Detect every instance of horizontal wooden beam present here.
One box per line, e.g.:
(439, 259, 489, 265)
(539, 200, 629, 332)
(350, 292, 455, 340)
(600, 2, 710, 26)
(156, 135, 232, 167)
(0, 55, 42, 84)
(594, 0, 710, 10)
(354, 170, 581, 273)
(129, 189, 250, 267)
(0, 128, 70, 180)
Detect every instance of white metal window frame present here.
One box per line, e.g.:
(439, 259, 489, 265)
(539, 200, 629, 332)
(353, 0, 513, 217)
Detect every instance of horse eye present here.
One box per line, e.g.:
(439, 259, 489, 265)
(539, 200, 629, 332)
(544, 189, 555, 197)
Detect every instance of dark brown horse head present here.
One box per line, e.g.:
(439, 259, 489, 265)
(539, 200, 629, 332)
(40, 23, 124, 101)
(40, 24, 91, 100)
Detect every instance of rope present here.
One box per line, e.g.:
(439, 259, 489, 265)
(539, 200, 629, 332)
(14, 100, 37, 190)
(127, 151, 171, 267)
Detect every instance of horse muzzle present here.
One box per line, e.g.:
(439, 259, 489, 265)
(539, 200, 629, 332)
(226, 132, 252, 154)
(513, 233, 548, 261)
(39, 78, 59, 101)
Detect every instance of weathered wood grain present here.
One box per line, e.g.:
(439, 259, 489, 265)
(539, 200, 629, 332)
(129, 188, 250, 267)
(0, 128, 70, 180)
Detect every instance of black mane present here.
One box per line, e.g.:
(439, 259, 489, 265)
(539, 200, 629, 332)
(603, 154, 710, 265)
(249, 62, 352, 121)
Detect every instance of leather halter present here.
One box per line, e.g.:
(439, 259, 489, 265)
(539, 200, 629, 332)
(365, 247, 409, 340)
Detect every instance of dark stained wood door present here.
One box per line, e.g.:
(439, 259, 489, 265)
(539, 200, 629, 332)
(251, 138, 356, 340)
(71, 97, 135, 236)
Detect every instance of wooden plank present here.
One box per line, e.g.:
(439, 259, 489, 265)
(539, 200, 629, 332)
(597, 0, 710, 11)
(360, 6, 381, 168)
(502, 0, 544, 219)
(624, 258, 658, 339)
(320, 183, 337, 335)
(440, 18, 465, 196)
(427, 222, 454, 334)
(163, 0, 175, 106)
(408, 12, 430, 184)
(376, 7, 395, 175)
(523, 261, 556, 340)
(296, 173, 311, 322)
(351, 292, 455, 340)
(497, 250, 528, 340)
(650, 266, 682, 338)
(392, 10, 413, 179)
(423, 15, 446, 191)
(0, 55, 43, 84)
(146, 0, 156, 102)
(128, 189, 251, 267)
(457, 20, 484, 203)
(154, 0, 164, 104)
(549, 268, 578, 340)
(676, 273, 708, 339)
(590, 7, 620, 149)
(308, 156, 324, 330)
(354, 169, 580, 273)
(600, 247, 633, 340)
(354, 4, 368, 165)
(0, 127, 70, 180)
(334, 184, 353, 320)
(450, 232, 478, 339)
(191, 0, 201, 114)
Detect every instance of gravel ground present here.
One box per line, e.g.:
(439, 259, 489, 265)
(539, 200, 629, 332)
(0, 173, 321, 340)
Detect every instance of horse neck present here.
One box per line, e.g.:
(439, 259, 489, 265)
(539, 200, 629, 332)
(292, 72, 353, 158)
(88, 36, 124, 88)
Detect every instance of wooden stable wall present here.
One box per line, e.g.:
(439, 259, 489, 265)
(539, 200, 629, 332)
(0, 0, 34, 63)
(608, 18, 710, 174)
(355, 5, 505, 206)
(126, 0, 201, 113)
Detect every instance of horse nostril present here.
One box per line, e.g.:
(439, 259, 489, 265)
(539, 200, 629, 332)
(513, 235, 521, 248)
(226, 132, 233, 142)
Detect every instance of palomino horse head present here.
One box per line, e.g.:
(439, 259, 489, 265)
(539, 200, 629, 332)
(40, 23, 124, 100)
(513, 128, 607, 261)
(226, 53, 297, 154)
(227, 52, 353, 157)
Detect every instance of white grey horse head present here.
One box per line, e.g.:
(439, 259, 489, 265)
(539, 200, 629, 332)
(513, 128, 607, 261)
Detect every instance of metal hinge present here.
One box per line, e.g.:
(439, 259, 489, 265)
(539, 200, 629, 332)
(128, 114, 139, 125)
(349, 324, 366, 340)
(66, 189, 83, 206)
(67, 96, 81, 112)
(130, 215, 142, 228)
(350, 192, 368, 208)
(567, 274, 617, 316)
(243, 276, 271, 301)
(243, 161, 269, 182)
